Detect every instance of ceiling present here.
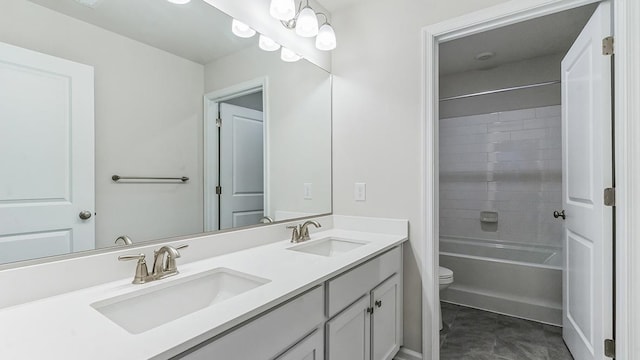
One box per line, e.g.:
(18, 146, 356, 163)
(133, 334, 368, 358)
(316, 0, 363, 12)
(439, 4, 597, 75)
(28, 0, 253, 64)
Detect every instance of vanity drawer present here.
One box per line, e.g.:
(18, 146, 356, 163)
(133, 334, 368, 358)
(178, 286, 324, 360)
(326, 246, 401, 318)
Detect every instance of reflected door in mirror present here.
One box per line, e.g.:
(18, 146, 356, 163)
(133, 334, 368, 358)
(0, 42, 95, 263)
(219, 103, 265, 229)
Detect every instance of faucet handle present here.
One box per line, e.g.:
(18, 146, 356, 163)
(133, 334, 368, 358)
(118, 253, 145, 261)
(287, 225, 300, 243)
(175, 244, 189, 252)
(118, 253, 150, 284)
(164, 244, 189, 273)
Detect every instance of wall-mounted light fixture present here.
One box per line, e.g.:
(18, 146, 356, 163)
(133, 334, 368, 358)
(231, 18, 303, 62)
(271, 0, 336, 51)
(281, 47, 302, 62)
(166, 0, 191, 4)
(259, 35, 281, 52)
(231, 19, 256, 38)
(233, 0, 340, 63)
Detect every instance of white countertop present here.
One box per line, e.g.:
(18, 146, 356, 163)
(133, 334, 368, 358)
(0, 227, 407, 359)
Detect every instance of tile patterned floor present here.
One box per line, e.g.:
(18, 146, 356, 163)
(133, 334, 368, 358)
(440, 303, 574, 360)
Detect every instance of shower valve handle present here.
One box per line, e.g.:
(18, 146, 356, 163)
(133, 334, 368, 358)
(553, 210, 566, 220)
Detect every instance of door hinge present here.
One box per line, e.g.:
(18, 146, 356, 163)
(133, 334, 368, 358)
(215, 186, 222, 195)
(215, 118, 222, 128)
(605, 338, 615, 358)
(604, 187, 616, 206)
(603, 36, 614, 55)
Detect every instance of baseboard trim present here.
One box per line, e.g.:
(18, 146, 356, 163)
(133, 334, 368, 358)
(394, 347, 423, 360)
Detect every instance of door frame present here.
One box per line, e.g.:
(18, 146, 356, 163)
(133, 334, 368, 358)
(421, 0, 640, 359)
(203, 77, 268, 232)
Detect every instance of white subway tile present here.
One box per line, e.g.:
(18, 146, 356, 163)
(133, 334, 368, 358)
(439, 105, 563, 247)
(440, 142, 496, 154)
(498, 108, 536, 121)
(440, 113, 498, 127)
(523, 118, 549, 130)
(510, 128, 547, 141)
(488, 120, 523, 133)
(535, 105, 561, 118)
(439, 124, 487, 136)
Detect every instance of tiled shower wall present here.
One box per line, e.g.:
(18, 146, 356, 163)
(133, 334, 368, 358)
(439, 105, 563, 247)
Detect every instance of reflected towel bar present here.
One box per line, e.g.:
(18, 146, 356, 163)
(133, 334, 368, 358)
(112, 175, 189, 182)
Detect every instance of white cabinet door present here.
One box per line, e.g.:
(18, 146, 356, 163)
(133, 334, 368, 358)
(0, 41, 94, 264)
(561, 2, 613, 360)
(371, 274, 402, 360)
(276, 330, 324, 360)
(326, 295, 371, 360)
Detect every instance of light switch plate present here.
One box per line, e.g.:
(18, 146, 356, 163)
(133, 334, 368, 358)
(304, 183, 312, 199)
(354, 183, 366, 201)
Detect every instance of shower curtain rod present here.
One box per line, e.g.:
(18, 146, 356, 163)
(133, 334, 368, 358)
(439, 80, 561, 102)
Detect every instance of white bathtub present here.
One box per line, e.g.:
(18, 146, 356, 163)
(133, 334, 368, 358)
(439, 236, 563, 325)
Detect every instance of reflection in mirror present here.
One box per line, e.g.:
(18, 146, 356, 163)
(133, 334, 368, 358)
(0, 0, 332, 265)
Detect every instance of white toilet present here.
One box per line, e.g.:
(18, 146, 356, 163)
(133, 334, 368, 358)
(438, 266, 454, 330)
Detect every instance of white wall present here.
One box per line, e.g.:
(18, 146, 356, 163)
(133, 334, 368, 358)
(330, 0, 510, 354)
(0, 0, 205, 249)
(440, 53, 562, 118)
(204, 46, 332, 220)
(440, 106, 563, 247)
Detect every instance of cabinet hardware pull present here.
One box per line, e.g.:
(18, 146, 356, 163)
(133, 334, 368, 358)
(366, 307, 374, 314)
(375, 300, 382, 308)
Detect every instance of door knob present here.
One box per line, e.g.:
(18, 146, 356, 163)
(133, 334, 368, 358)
(553, 210, 566, 220)
(79, 210, 92, 220)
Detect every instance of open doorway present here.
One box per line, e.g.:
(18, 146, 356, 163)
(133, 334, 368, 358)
(424, 1, 616, 359)
(204, 79, 269, 231)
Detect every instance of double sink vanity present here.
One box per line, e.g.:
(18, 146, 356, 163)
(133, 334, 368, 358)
(0, 216, 407, 359)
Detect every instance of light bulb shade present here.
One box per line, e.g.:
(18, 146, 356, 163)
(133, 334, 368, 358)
(269, 0, 296, 20)
(259, 35, 281, 52)
(315, 23, 337, 50)
(281, 47, 302, 62)
(295, 7, 319, 37)
(167, 0, 190, 4)
(231, 19, 256, 38)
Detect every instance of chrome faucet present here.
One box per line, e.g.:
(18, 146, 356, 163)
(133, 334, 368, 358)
(114, 235, 133, 246)
(259, 216, 274, 224)
(300, 220, 321, 241)
(287, 220, 322, 243)
(118, 244, 188, 284)
(152, 245, 188, 279)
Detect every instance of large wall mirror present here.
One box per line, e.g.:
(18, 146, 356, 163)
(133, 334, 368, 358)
(0, 0, 332, 266)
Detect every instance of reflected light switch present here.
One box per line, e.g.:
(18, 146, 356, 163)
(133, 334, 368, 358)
(304, 183, 312, 199)
(355, 183, 366, 201)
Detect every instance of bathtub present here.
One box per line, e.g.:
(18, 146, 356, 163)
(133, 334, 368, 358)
(439, 236, 563, 325)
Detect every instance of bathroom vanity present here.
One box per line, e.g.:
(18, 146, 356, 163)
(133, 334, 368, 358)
(179, 245, 402, 360)
(0, 216, 407, 360)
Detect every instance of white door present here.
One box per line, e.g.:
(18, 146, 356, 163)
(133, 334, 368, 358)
(0, 42, 95, 264)
(326, 294, 371, 360)
(371, 274, 402, 360)
(219, 103, 264, 229)
(561, 2, 613, 359)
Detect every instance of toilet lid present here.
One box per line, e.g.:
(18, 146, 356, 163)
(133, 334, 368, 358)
(439, 266, 453, 280)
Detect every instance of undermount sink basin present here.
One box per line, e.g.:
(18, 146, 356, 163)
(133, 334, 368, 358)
(288, 237, 369, 257)
(91, 268, 270, 334)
